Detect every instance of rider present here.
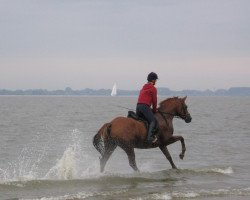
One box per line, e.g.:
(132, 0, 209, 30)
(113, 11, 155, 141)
(136, 72, 158, 143)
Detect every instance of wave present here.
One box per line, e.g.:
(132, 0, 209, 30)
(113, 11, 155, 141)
(0, 128, 235, 186)
(19, 189, 129, 200)
(209, 167, 234, 174)
(177, 166, 234, 175)
(0, 166, 234, 190)
(0, 130, 239, 200)
(151, 187, 250, 200)
(15, 187, 250, 200)
(0, 157, 235, 190)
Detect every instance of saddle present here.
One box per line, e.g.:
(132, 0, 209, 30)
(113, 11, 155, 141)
(127, 111, 159, 134)
(127, 110, 148, 128)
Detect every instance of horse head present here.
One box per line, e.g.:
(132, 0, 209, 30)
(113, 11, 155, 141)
(159, 96, 192, 123)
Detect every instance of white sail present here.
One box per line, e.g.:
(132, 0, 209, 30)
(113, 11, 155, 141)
(111, 83, 117, 96)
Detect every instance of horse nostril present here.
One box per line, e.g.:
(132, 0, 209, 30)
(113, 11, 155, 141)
(185, 115, 192, 123)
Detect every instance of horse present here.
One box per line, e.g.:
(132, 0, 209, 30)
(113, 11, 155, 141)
(93, 96, 192, 172)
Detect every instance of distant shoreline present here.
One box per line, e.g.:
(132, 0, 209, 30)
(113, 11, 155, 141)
(0, 87, 250, 96)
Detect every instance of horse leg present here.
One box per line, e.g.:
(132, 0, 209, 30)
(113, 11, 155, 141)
(122, 147, 139, 172)
(100, 141, 117, 173)
(159, 145, 177, 169)
(166, 136, 186, 160)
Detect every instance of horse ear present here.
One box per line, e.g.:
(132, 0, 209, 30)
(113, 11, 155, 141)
(182, 96, 187, 101)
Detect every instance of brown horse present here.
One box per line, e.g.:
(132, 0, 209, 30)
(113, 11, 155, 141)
(93, 96, 192, 172)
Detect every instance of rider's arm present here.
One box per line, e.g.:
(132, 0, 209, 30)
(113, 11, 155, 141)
(152, 87, 157, 113)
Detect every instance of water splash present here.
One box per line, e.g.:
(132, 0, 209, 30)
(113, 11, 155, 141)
(44, 129, 99, 180)
(44, 129, 81, 179)
(0, 129, 99, 183)
(45, 146, 77, 180)
(0, 133, 48, 182)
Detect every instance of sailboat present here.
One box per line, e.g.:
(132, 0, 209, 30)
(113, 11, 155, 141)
(111, 83, 117, 96)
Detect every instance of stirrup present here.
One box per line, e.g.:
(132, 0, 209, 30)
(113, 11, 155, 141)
(152, 136, 158, 143)
(147, 135, 157, 144)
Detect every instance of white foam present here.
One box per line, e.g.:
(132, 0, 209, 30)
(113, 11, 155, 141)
(172, 191, 200, 198)
(152, 193, 172, 200)
(20, 192, 94, 200)
(200, 187, 250, 196)
(152, 191, 199, 200)
(195, 166, 234, 175)
(20, 189, 129, 200)
(150, 187, 250, 200)
(210, 167, 234, 174)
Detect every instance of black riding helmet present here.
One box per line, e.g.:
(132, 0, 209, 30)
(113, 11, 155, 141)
(147, 72, 158, 82)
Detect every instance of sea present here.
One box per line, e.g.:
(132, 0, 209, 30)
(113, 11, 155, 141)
(0, 96, 249, 200)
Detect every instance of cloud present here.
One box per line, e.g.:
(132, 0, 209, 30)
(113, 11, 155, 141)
(0, 0, 249, 90)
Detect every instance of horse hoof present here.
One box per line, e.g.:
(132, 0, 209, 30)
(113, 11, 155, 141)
(179, 154, 184, 160)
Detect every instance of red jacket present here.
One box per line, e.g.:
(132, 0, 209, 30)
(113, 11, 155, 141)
(137, 83, 157, 113)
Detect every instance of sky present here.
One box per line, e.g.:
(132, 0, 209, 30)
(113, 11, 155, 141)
(0, 0, 250, 91)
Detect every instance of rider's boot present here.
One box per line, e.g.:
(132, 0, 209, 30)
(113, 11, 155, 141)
(147, 121, 157, 143)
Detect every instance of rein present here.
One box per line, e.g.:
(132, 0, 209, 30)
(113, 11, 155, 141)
(157, 109, 181, 119)
(157, 109, 182, 128)
(158, 110, 182, 124)
(114, 104, 182, 124)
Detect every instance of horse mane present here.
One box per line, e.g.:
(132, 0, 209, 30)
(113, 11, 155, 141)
(159, 96, 179, 108)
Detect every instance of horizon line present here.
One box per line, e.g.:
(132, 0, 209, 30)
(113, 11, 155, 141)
(0, 86, 250, 92)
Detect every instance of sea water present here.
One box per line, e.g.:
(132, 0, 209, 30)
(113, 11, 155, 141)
(0, 96, 249, 199)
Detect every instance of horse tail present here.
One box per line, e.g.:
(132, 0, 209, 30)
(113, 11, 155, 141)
(93, 133, 104, 156)
(93, 123, 112, 156)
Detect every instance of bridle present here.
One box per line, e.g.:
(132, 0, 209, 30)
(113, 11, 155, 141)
(157, 109, 181, 119)
(157, 107, 187, 126)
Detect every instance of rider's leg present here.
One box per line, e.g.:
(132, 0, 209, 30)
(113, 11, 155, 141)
(147, 119, 157, 142)
(136, 104, 157, 142)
